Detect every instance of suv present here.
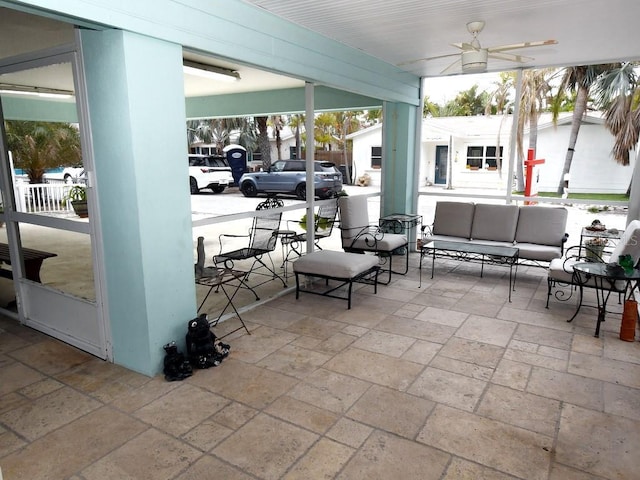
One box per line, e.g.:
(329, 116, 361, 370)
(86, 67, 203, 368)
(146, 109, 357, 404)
(188, 154, 234, 194)
(239, 160, 343, 199)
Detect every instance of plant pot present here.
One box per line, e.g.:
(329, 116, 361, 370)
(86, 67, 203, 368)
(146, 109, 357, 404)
(71, 200, 88, 218)
(585, 244, 605, 262)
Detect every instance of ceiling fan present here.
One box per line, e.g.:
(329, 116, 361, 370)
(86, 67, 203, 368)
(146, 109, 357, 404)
(400, 20, 557, 74)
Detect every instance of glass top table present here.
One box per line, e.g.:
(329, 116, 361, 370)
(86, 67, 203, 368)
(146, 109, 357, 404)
(420, 240, 519, 301)
(572, 262, 640, 337)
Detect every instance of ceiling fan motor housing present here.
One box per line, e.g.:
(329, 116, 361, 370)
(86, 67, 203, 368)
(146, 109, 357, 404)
(461, 49, 488, 72)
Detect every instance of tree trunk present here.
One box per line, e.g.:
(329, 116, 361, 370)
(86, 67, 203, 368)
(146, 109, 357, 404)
(255, 116, 271, 171)
(557, 85, 589, 194)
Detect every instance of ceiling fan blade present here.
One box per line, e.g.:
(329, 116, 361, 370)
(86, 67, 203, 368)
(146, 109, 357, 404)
(488, 51, 534, 63)
(488, 39, 557, 53)
(397, 52, 459, 66)
(440, 58, 462, 75)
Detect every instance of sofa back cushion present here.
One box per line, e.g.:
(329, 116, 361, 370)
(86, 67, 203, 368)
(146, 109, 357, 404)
(432, 202, 475, 239)
(515, 206, 568, 246)
(471, 204, 519, 242)
(611, 220, 640, 265)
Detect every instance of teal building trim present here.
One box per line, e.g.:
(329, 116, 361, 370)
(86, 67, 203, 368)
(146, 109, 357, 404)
(80, 29, 195, 375)
(186, 86, 382, 119)
(1, 96, 78, 122)
(7, 0, 420, 105)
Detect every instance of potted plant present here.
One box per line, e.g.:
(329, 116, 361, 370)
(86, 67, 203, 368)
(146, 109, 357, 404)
(64, 185, 88, 218)
(585, 237, 607, 262)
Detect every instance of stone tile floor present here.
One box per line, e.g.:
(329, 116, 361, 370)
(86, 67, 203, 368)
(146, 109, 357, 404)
(1, 259, 640, 479)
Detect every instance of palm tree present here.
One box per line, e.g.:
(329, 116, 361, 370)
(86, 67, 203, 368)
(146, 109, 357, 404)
(5, 121, 81, 184)
(270, 115, 284, 160)
(594, 62, 640, 166)
(485, 73, 513, 179)
(288, 114, 305, 159)
(255, 116, 271, 170)
(552, 64, 619, 194)
(513, 68, 556, 191)
(314, 112, 336, 150)
(446, 85, 489, 116)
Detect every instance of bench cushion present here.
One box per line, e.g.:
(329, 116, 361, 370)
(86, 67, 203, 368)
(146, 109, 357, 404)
(515, 206, 568, 246)
(294, 250, 379, 278)
(432, 201, 475, 239)
(471, 204, 519, 242)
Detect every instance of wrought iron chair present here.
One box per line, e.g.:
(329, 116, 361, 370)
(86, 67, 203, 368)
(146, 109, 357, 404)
(214, 197, 287, 299)
(338, 195, 408, 285)
(546, 219, 640, 321)
(194, 236, 251, 337)
(284, 199, 339, 258)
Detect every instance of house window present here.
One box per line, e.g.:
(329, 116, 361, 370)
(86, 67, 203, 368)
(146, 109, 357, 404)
(466, 146, 503, 170)
(371, 146, 382, 168)
(289, 146, 297, 159)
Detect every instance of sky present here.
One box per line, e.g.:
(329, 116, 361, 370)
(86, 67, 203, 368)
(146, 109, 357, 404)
(423, 72, 502, 104)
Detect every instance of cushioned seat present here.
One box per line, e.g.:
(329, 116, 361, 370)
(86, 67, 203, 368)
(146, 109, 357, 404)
(338, 196, 408, 285)
(293, 250, 379, 308)
(547, 219, 640, 310)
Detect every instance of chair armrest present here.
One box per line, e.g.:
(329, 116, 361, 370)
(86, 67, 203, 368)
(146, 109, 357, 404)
(561, 244, 605, 273)
(341, 224, 385, 250)
(560, 233, 569, 255)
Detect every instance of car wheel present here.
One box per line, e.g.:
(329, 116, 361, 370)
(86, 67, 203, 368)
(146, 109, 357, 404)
(189, 177, 199, 194)
(63, 174, 72, 184)
(241, 181, 257, 197)
(211, 186, 225, 194)
(295, 183, 306, 200)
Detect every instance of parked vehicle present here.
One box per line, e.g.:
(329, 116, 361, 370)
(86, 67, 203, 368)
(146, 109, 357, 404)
(188, 154, 234, 194)
(238, 160, 343, 199)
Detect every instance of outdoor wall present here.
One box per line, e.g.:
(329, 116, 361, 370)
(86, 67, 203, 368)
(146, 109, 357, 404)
(535, 123, 635, 193)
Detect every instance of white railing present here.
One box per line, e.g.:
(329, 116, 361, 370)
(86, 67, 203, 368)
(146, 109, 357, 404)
(15, 182, 75, 214)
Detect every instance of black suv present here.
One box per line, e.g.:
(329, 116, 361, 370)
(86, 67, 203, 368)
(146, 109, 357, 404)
(238, 160, 343, 199)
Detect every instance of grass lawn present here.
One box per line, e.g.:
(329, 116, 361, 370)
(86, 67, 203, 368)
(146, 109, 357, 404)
(519, 192, 629, 202)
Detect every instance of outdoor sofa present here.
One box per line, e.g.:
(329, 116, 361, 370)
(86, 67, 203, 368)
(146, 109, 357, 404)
(422, 201, 569, 266)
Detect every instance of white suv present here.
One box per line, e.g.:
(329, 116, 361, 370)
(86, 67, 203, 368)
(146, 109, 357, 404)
(188, 154, 234, 194)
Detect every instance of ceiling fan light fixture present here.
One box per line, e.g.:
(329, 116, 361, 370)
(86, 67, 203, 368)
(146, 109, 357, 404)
(461, 49, 488, 73)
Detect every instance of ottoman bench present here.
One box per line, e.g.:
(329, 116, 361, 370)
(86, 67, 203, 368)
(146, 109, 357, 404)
(293, 250, 380, 309)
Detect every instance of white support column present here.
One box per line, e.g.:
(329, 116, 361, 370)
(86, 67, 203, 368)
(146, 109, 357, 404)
(304, 82, 316, 253)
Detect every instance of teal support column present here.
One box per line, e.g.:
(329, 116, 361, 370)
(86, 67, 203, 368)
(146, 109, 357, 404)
(79, 29, 195, 375)
(381, 101, 419, 216)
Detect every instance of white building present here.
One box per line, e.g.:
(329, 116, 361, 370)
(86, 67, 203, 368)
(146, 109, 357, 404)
(348, 113, 636, 193)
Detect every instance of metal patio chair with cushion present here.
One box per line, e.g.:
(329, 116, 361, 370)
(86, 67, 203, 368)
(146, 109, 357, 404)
(338, 195, 409, 285)
(283, 199, 339, 258)
(214, 196, 287, 299)
(546, 219, 640, 318)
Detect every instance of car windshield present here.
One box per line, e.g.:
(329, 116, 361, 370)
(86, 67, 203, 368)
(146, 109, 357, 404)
(207, 157, 229, 168)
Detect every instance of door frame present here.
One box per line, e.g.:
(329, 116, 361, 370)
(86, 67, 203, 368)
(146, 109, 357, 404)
(0, 38, 111, 360)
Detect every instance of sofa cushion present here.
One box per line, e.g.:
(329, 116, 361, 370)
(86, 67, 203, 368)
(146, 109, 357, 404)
(471, 204, 519, 242)
(517, 243, 563, 261)
(549, 257, 625, 290)
(515, 206, 568, 246)
(432, 202, 475, 239)
(611, 220, 640, 265)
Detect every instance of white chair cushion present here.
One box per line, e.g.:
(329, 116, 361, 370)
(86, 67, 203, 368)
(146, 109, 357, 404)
(338, 196, 369, 243)
(611, 220, 640, 265)
(293, 250, 378, 278)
